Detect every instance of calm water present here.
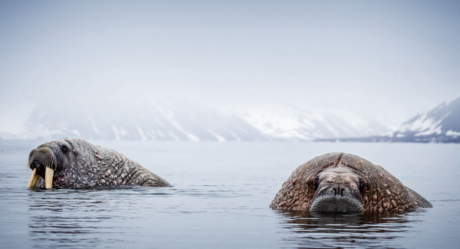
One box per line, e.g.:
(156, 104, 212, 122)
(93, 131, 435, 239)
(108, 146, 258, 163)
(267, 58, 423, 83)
(0, 141, 459, 248)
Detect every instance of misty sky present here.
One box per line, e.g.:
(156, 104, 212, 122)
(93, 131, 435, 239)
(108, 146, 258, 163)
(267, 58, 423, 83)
(1, 0, 460, 133)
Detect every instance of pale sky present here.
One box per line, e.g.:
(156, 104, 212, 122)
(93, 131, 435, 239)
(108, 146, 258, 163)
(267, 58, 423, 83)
(1, 0, 459, 133)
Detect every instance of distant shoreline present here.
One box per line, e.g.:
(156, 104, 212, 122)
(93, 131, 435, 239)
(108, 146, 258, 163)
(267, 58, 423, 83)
(315, 135, 460, 143)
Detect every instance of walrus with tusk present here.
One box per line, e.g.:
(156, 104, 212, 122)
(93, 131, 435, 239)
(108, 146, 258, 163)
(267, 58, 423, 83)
(27, 138, 170, 189)
(270, 152, 432, 213)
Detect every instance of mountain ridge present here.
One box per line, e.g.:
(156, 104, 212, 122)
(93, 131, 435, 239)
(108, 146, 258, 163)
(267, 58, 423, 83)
(316, 96, 460, 143)
(0, 99, 389, 141)
(3, 97, 459, 143)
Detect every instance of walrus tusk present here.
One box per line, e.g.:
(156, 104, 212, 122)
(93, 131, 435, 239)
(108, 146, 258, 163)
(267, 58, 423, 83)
(45, 167, 54, 189)
(27, 168, 39, 188)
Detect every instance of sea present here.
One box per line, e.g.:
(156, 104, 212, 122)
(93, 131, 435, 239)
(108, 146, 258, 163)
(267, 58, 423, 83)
(0, 140, 458, 248)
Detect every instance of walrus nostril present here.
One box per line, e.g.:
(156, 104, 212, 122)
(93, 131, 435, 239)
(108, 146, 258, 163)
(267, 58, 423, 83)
(332, 186, 345, 196)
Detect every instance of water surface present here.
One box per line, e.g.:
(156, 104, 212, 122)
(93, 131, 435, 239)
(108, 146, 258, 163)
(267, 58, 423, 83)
(0, 141, 458, 248)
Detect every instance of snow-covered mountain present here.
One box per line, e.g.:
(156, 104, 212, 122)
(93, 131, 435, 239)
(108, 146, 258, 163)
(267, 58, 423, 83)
(389, 97, 460, 142)
(22, 99, 269, 141)
(245, 105, 390, 141)
(0, 98, 391, 141)
(317, 97, 460, 143)
(5, 96, 459, 143)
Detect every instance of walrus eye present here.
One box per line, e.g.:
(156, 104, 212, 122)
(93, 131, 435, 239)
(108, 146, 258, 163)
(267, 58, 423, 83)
(60, 144, 69, 153)
(313, 176, 319, 189)
(359, 178, 365, 190)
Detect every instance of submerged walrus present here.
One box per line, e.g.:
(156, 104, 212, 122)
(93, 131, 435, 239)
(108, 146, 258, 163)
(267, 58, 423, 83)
(270, 153, 432, 213)
(27, 138, 170, 189)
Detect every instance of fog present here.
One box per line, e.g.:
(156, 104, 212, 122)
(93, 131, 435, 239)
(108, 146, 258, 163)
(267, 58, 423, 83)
(1, 1, 459, 136)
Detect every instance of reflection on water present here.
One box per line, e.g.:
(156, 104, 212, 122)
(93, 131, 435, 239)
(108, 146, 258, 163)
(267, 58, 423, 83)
(25, 185, 241, 248)
(25, 187, 419, 249)
(278, 211, 417, 248)
(28, 190, 118, 248)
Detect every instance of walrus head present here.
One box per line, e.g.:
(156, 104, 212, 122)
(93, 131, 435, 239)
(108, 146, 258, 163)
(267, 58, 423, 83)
(270, 152, 432, 213)
(27, 139, 75, 189)
(309, 165, 365, 213)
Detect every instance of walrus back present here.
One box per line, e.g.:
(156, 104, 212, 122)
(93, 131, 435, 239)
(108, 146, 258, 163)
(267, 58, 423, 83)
(405, 187, 432, 208)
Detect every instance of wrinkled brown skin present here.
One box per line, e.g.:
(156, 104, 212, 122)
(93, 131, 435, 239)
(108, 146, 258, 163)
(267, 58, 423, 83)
(270, 153, 432, 213)
(30, 138, 170, 189)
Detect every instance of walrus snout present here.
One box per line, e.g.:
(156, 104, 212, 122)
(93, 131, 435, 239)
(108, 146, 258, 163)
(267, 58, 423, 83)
(28, 147, 57, 189)
(310, 183, 364, 213)
(310, 195, 365, 213)
(309, 166, 364, 213)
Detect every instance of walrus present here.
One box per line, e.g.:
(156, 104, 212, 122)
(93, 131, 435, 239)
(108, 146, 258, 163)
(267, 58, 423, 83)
(270, 153, 432, 213)
(27, 138, 170, 189)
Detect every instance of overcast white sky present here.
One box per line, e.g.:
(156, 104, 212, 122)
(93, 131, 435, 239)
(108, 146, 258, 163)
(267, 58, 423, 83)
(1, 0, 459, 133)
